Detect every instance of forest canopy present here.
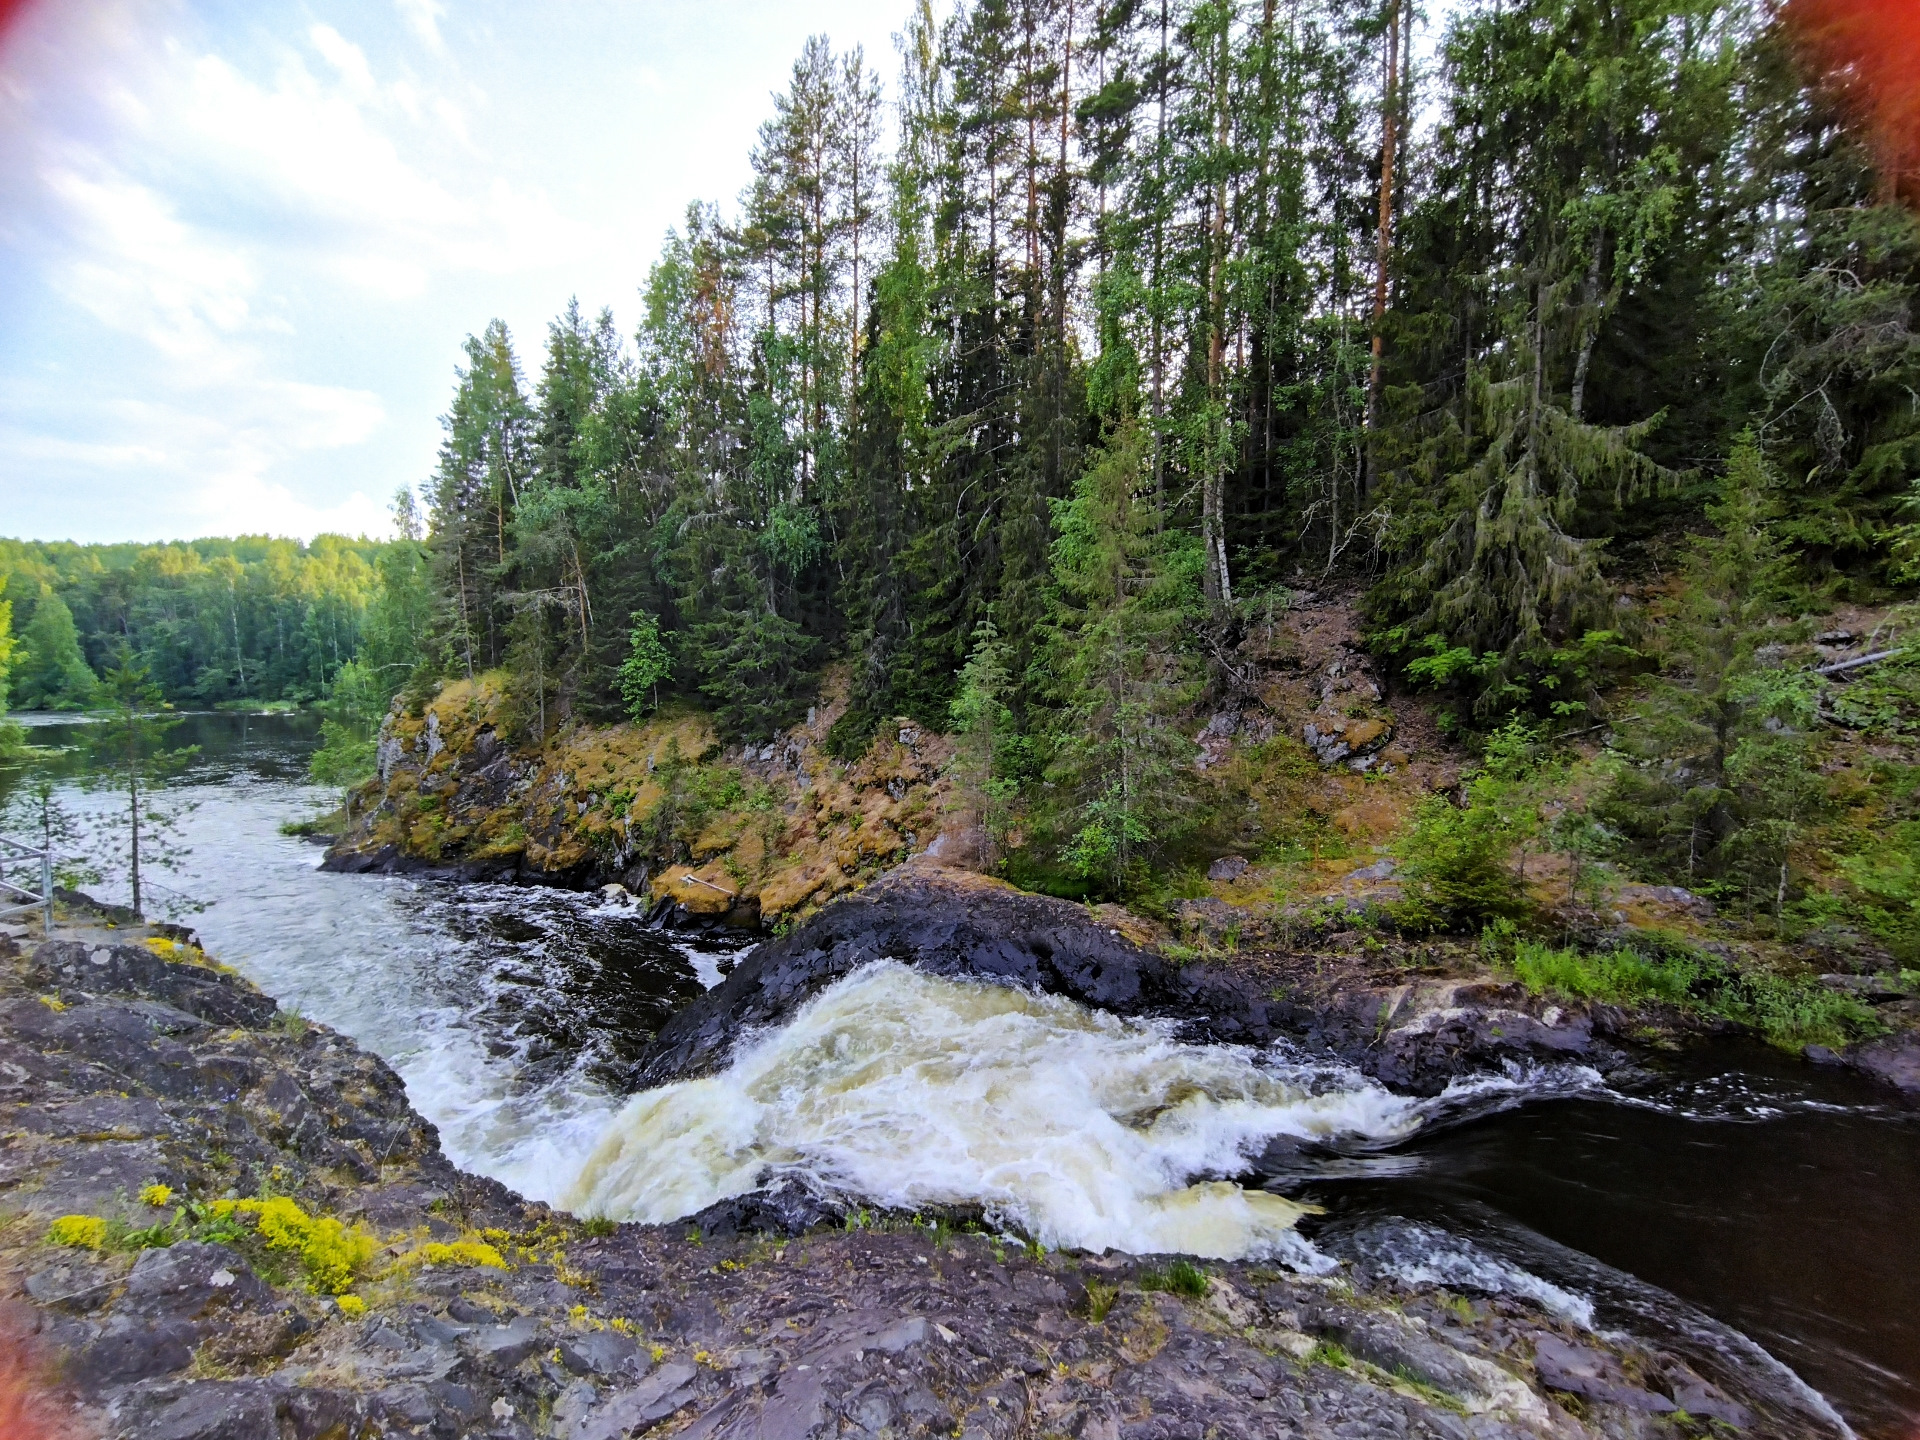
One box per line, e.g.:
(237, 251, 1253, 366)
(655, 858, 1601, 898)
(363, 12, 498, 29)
(6, 0, 1917, 909)
(0, 533, 424, 711)
(393, 0, 1918, 753)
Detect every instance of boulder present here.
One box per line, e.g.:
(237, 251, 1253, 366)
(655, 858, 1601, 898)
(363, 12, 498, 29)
(1207, 855, 1249, 883)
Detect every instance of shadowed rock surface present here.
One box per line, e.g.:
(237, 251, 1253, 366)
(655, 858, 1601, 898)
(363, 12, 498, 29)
(0, 914, 1845, 1439)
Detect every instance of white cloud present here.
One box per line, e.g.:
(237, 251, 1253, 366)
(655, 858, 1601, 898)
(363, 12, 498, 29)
(0, 0, 916, 545)
(0, 378, 390, 541)
(308, 24, 378, 99)
(39, 163, 256, 363)
(395, 0, 447, 53)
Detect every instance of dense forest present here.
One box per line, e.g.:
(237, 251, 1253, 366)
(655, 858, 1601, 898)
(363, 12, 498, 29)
(380, 0, 1920, 902)
(0, 535, 425, 711)
(6, 0, 1917, 921)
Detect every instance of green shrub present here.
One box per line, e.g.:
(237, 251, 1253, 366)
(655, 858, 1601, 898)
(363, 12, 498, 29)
(1083, 1279, 1120, 1322)
(1715, 972, 1878, 1050)
(1392, 793, 1531, 932)
(1391, 722, 1550, 934)
(1509, 939, 1702, 1005)
(1503, 936, 1877, 1050)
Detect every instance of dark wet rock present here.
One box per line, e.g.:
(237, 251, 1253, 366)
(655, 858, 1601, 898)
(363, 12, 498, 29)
(25, 1256, 118, 1312)
(124, 1242, 271, 1316)
(71, 1312, 200, 1387)
(465, 1314, 547, 1371)
(631, 864, 1621, 1097)
(20, 1095, 171, 1139)
(30, 941, 278, 1028)
(684, 1174, 847, 1238)
(1652, 1357, 1755, 1428)
(629, 865, 1214, 1087)
(573, 1362, 700, 1440)
(112, 1379, 280, 1440)
(1532, 1336, 1675, 1412)
(558, 1329, 644, 1378)
(1843, 1029, 1920, 1096)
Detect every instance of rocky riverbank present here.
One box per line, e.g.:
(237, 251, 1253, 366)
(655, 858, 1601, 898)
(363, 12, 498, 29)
(0, 873, 1864, 1440)
(319, 672, 959, 929)
(631, 860, 1920, 1103)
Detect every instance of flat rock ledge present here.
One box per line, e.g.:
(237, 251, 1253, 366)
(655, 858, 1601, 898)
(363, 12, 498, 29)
(0, 920, 1837, 1439)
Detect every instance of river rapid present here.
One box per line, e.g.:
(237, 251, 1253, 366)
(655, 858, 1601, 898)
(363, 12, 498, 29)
(3, 712, 1915, 1438)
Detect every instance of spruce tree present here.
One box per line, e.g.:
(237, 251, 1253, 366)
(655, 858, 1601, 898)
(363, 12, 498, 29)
(1597, 437, 1826, 911)
(1042, 419, 1201, 892)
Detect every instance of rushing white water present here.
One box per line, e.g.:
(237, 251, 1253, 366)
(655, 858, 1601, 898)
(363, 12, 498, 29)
(570, 961, 1464, 1259)
(3, 718, 737, 1207)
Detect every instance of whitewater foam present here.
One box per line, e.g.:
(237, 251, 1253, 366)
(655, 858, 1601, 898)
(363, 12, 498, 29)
(568, 961, 1459, 1258)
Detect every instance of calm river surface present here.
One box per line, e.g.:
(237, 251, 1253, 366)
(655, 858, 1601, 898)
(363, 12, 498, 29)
(2, 712, 1914, 1438)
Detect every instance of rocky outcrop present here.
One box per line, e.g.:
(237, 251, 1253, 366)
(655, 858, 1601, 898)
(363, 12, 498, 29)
(630, 861, 1633, 1097)
(0, 920, 1843, 1439)
(322, 675, 960, 926)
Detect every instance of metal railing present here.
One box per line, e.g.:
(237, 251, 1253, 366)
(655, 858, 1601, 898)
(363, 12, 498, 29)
(0, 835, 55, 935)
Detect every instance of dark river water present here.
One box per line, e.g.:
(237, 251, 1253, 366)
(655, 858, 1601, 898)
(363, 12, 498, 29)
(3, 712, 1915, 1438)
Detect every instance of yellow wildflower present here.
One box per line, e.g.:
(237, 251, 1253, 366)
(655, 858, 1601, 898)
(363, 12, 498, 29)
(47, 1215, 108, 1250)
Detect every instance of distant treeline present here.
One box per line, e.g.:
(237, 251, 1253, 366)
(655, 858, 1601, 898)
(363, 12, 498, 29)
(0, 534, 428, 711)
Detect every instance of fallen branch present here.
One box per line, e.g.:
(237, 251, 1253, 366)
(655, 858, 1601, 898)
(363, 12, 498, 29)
(1814, 647, 1908, 676)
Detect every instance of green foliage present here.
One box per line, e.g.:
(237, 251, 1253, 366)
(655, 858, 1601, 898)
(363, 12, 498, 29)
(1082, 1278, 1120, 1324)
(617, 611, 674, 721)
(84, 647, 198, 918)
(0, 534, 393, 708)
(1509, 938, 1702, 1005)
(1042, 422, 1203, 895)
(1391, 722, 1549, 932)
(1138, 1259, 1210, 1299)
(1503, 932, 1875, 1049)
(310, 659, 387, 788)
(12, 586, 95, 710)
(1824, 636, 1920, 735)
(948, 619, 1018, 863)
(0, 778, 102, 891)
(1597, 439, 1827, 913)
(1714, 970, 1877, 1051)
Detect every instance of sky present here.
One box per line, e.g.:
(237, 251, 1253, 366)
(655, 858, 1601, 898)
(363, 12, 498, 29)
(0, 0, 911, 544)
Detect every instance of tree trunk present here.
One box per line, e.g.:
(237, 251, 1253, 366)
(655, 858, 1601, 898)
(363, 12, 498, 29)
(1363, 0, 1403, 498)
(126, 718, 141, 919)
(1150, 0, 1169, 523)
(1203, 14, 1233, 607)
(1570, 232, 1605, 421)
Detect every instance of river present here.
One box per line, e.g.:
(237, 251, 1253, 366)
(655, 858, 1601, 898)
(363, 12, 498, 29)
(2, 712, 1914, 1438)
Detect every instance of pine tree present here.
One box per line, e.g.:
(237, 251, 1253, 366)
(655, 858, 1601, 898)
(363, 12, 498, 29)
(949, 618, 1018, 859)
(85, 648, 196, 919)
(426, 322, 534, 678)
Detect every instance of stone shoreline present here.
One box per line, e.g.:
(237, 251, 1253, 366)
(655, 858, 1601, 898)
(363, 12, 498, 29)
(0, 883, 1854, 1440)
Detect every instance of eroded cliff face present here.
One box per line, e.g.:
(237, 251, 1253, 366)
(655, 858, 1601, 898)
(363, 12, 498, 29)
(319, 594, 1459, 931)
(323, 673, 959, 924)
